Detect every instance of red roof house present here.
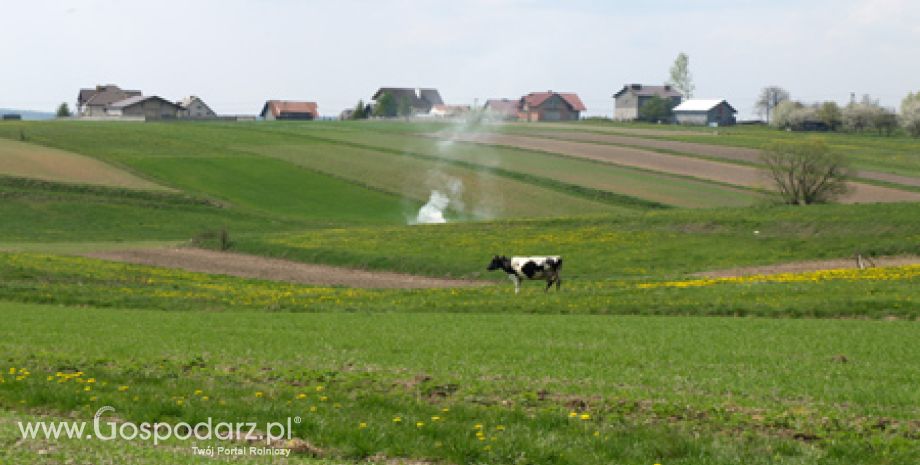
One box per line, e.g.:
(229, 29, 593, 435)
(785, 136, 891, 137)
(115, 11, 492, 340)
(519, 91, 585, 121)
(260, 100, 319, 120)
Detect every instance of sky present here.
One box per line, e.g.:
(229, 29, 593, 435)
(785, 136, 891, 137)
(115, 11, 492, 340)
(1, 0, 918, 118)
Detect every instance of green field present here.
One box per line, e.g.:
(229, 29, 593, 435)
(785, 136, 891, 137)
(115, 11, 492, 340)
(0, 120, 918, 464)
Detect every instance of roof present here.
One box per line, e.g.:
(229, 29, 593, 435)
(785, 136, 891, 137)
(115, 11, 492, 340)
(178, 96, 215, 114)
(261, 100, 319, 117)
(483, 99, 519, 114)
(109, 95, 180, 109)
(673, 99, 737, 113)
(613, 84, 683, 98)
(78, 85, 141, 105)
(521, 92, 586, 112)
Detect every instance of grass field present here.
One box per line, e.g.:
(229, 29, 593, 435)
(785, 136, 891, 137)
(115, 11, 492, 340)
(0, 119, 918, 464)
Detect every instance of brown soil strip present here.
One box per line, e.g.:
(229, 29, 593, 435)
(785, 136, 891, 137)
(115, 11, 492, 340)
(0, 138, 168, 190)
(694, 256, 920, 278)
(85, 248, 488, 289)
(442, 133, 920, 204)
(530, 131, 920, 188)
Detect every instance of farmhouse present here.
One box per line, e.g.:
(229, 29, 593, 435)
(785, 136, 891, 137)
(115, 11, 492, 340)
(673, 99, 737, 126)
(372, 87, 444, 114)
(260, 100, 319, 120)
(482, 99, 519, 120)
(107, 96, 181, 120)
(77, 84, 142, 117)
(519, 91, 586, 121)
(612, 84, 683, 120)
(177, 96, 217, 119)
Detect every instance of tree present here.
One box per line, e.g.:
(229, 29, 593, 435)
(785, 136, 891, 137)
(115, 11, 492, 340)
(397, 95, 412, 119)
(350, 99, 367, 119)
(372, 92, 397, 118)
(760, 138, 850, 205)
(55, 102, 72, 118)
(816, 101, 842, 131)
(900, 92, 920, 137)
(755, 86, 790, 123)
(842, 97, 881, 133)
(872, 108, 898, 136)
(638, 95, 674, 122)
(667, 52, 694, 99)
(770, 100, 803, 129)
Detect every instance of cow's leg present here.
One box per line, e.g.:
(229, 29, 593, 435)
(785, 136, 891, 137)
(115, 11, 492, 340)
(509, 274, 521, 294)
(545, 278, 553, 292)
(555, 276, 562, 291)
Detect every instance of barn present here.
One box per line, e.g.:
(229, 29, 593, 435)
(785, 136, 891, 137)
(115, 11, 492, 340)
(612, 84, 683, 121)
(260, 101, 319, 120)
(178, 96, 217, 119)
(107, 96, 181, 120)
(673, 99, 737, 126)
(519, 91, 585, 122)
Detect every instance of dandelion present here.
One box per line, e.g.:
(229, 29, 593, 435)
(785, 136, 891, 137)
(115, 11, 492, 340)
(483, 445, 491, 451)
(568, 411, 578, 418)
(416, 421, 425, 428)
(296, 393, 307, 400)
(473, 423, 483, 430)
(86, 378, 96, 384)
(89, 396, 97, 402)
(8, 368, 14, 375)
(176, 399, 184, 406)
(118, 385, 129, 392)
(495, 425, 506, 431)
(46, 375, 54, 381)
(441, 407, 450, 413)
(593, 431, 600, 437)
(580, 413, 591, 421)
(358, 422, 368, 429)
(319, 396, 328, 402)
(315, 385, 325, 392)
(201, 396, 209, 401)
(431, 416, 441, 422)
(309, 406, 317, 413)
(194, 389, 203, 396)
(255, 391, 264, 398)
(392, 416, 402, 424)
(84, 386, 92, 392)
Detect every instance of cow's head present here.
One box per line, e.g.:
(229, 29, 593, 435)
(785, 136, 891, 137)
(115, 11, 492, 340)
(487, 255, 508, 271)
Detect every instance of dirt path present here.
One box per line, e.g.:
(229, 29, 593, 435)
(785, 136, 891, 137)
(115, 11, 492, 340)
(530, 131, 920, 188)
(695, 255, 920, 278)
(442, 133, 920, 204)
(85, 248, 488, 289)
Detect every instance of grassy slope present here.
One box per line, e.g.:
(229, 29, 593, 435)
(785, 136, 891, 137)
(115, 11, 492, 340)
(248, 123, 759, 208)
(2, 303, 918, 464)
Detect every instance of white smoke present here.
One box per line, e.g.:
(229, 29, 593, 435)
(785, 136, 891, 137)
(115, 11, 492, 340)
(415, 190, 450, 224)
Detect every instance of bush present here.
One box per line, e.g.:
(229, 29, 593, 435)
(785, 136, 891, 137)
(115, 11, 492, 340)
(901, 92, 920, 137)
(760, 138, 850, 205)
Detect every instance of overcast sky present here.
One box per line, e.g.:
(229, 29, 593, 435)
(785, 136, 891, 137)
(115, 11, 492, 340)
(2, 0, 918, 118)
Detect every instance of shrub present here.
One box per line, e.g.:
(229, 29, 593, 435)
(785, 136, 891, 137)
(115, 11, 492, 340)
(760, 138, 850, 205)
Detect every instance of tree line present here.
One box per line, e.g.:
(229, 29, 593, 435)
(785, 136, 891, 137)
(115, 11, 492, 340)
(756, 86, 920, 137)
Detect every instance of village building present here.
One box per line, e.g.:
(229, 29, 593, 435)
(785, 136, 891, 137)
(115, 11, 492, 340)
(612, 84, 683, 120)
(519, 91, 585, 121)
(372, 88, 444, 114)
(260, 100, 319, 120)
(77, 84, 142, 116)
(177, 96, 217, 119)
(673, 99, 737, 126)
(106, 96, 181, 120)
(482, 99, 520, 120)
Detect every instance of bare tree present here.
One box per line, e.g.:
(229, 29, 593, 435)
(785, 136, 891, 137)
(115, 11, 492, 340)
(755, 86, 790, 123)
(667, 52, 694, 99)
(760, 138, 850, 205)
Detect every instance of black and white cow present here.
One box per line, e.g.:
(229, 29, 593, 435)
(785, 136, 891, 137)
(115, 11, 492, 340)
(487, 255, 563, 294)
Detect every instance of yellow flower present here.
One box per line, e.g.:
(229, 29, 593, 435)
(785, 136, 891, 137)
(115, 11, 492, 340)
(392, 416, 402, 423)
(132, 396, 139, 401)
(358, 422, 367, 429)
(8, 368, 14, 375)
(431, 416, 441, 422)
(473, 423, 483, 430)
(86, 378, 96, 384)
(495, 425, 506, 431)
(568, 411, 578, 418)
(315, 385, 325, 392)
(194, 389, 203, 396)
(296, 393, 307, 400)
(415, 421, 425, 428)
(118, 385, 129, 392)
(580, 413, 591, 421)
(201, 396, 209, 401)
(176, 399, 184, 406)
(84, 386, 92, 392)
(46, 375, 54, 381)
(255, 391, 264, 398)
(319, 396, 328, 402)
(309, 406, 317, 412)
